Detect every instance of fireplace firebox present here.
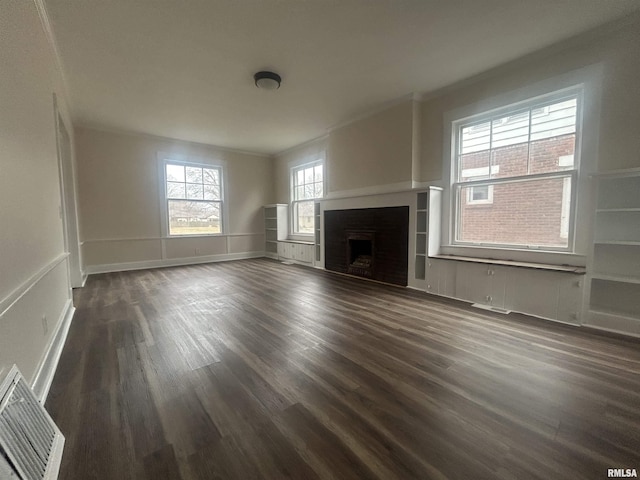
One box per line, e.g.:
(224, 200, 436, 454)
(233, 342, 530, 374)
(347, 232, 375, 278)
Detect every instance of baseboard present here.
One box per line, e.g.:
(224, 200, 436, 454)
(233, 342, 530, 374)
(84, 251, 265, 275)
(31, 299, 75, 403)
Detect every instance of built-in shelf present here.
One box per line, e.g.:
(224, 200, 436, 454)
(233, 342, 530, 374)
(594, 240, 640, 246)
(596, 208, 640, 213)
(587, 171, 640, 336)
(591, 273, 640, 285)
(314, 201, 321, 262)
(414, 187, 442, 281)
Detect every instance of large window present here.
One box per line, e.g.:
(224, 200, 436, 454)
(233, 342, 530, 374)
(291, 161, 323, 234)
(451, 89, 581, 250)
(163, 160, 224, 236)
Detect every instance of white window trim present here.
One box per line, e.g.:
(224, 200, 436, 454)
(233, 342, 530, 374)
(289, 154, 325, 239)
(440, 64, 602, 265)
(157, 153, 229, 237)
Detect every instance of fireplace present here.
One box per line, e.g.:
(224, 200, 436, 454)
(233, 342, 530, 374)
(347, 231, 374, 278)
(324, 206, 409, 286)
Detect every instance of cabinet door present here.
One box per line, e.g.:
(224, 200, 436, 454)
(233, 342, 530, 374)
(425, 259, 439, 294)
(504, 269, 582, 324)
(455, 263, 505, 307)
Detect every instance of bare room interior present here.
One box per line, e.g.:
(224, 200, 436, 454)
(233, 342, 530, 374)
(1, 1, 640, 479)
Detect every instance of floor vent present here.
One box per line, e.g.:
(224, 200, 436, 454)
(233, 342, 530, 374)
(0, 366, 64, 480)
(471, 303, 512, 315)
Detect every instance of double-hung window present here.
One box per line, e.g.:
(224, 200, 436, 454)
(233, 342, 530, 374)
(291, 161, 323, 235)
(163, 159, 224, 236)
(451, 88, 581, 250)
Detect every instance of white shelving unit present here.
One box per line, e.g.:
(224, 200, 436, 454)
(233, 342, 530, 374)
(264, 204, 287, 259)
(587, 170, 640, 336)
(314, 201, 321, 263)
(414, 186, 442, 282)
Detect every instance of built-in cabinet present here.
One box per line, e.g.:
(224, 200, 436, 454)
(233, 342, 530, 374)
(587, 170, 640, 336)
(278, 241, 315, 264)
(264, 204, 315, 266)
(415, 187, 583, 325)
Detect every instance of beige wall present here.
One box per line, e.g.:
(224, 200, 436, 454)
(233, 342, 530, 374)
(420, 17, 640, 182)
(75, 127, 273, 270)
(274, 136, 328, 204)
(0, 1, 75, 382)
(327, 99, 415, 194)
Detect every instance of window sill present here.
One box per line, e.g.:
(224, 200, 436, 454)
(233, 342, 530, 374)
(431, 254, 586, 274)
(282, 239, 314, 245)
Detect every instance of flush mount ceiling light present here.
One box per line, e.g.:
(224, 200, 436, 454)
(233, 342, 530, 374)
(254, 71, 282, 90)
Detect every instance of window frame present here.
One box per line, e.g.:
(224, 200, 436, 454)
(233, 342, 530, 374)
(158, 155, 228, 237)
(448, 85, 584, 254)
(290, 158, 324, 237)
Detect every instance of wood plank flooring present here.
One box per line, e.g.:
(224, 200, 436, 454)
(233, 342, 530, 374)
(46, 258, 640, 479)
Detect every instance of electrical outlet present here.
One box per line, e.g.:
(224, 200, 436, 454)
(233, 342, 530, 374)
(41, 315, 48, 335)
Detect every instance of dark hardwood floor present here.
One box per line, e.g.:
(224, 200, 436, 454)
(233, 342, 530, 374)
(46, 258, 640, 479)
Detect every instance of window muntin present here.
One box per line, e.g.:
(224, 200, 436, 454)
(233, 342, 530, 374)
(292, 162, 323, 234)
(164, 161, 223, 236)
(453, 92, 579, 250)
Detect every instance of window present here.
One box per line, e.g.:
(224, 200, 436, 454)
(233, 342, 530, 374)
(451, 89, 580, 250)
(162, 160, 224, 236)
(291, 161, 323, 234)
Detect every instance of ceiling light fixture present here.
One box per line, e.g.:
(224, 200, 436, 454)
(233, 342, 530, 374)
(254, 71, 282, 90)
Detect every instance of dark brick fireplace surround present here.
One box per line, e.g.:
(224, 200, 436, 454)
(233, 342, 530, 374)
(324, 206, 409, 286)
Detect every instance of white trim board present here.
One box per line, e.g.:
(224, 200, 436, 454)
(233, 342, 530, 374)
(31, 299, 75, 403)
(0, 253, 69, 318)
(85, 251, 265, 275)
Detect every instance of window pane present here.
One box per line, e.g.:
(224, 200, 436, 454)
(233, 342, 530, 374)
(460, 121, 490, 154)
(186, 167, 203, 183)
(459, 151, 490, 182)
(203, 168, 219, 185)
(294, 200, 315, 234)
(304, 167, 314, 184)
(204, 185, 221, 200)
(491, 111, 529, 149)
(167, 182, 186, 199)
(314, 182, 323, 198)
(314, 165, 323, 182)
(529, 133, 575, 174)
(457, 176, 571, 248)
(296, 169, 304, 186)
(186, 183, 203, 199)
(168, 200, 221, 235)
(530, 99, 576, 141)
(490, 143, 528, 178)
(166, 164, 185, 182)
(294, 186, 304, 201)
(304, 184, 314, 199)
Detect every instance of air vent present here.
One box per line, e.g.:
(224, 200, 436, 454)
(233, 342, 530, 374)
(0, 366, 64, 480)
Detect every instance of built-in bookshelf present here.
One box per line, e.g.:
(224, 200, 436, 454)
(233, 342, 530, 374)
(414, 186, 442, 281)
(587, 170, 640, 336)
(314, 201, 321, 262)
(264, 204, 287, 259)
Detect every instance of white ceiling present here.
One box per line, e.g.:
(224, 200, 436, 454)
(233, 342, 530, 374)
(45, 0, 640, 155)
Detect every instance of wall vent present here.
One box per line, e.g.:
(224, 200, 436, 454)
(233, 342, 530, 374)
(0, 366, 64, 480)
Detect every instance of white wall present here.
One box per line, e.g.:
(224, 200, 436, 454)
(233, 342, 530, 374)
(75, 127, 274, 273)
(0, 1, 76, 392)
